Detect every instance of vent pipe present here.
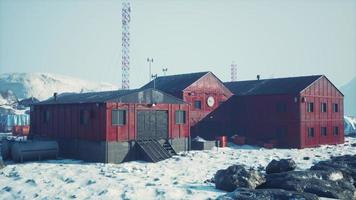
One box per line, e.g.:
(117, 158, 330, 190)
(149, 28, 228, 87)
(257, 75, 260, 80)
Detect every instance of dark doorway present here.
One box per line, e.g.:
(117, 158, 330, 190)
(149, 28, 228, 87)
(137, 110, 168, 139)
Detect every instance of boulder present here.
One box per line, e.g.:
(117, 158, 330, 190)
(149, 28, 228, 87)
(258, 170, 356, 199)
(266, 159, 296, 174)
(216, 188, 319, 200)
(214, 165, 265, 192)
(310, 155, 356, 186)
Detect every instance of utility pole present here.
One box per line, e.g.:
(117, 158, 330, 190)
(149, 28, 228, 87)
(147, 58, 154, 81)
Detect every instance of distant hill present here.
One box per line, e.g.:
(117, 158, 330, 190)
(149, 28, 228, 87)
(341, 76, 356, 116)
(0, 73, 118, 101)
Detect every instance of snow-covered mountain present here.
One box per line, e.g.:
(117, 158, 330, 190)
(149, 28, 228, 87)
(341, 76, 356, 116)
(0, 73, 118, 101)
(344, 116, 356, 135)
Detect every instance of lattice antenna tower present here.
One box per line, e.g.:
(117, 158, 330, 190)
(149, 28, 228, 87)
(231, 61, 237, 82)
(122, 0, 131, 89)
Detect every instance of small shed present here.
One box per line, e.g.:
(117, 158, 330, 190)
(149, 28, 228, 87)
(30, 88, 190, 163)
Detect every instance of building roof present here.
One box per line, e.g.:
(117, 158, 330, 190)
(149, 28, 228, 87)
(36, 88, 187, 105)
(141, 71, 210, 96)
(224, 75, 324, 96)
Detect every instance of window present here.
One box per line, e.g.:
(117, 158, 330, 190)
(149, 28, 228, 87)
(112, 109, 126, 125)
(80, 110, 90, 125)
(43, 110, 50, 124)
(333, 126, 339, 136)
(175, 110, 186, 124)
(276, 127, 288, 137)
(307, 128, 315, 138)
(321, 103, 327, 113)
(276, 102, 287, 113)
(333, 104, 339, 112)
(321, 127, 327, 136)
(307, 102, 314, 112)
(194, 100, 202, 109)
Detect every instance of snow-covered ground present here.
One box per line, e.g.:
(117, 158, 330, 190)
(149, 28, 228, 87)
(1, 137, 356, 200)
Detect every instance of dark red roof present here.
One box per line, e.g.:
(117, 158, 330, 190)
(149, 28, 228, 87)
(224, 75, 323, 96)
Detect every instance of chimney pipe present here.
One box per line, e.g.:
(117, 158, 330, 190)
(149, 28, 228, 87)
(53, 92, 58, 101)
(257, 75, 260, 80)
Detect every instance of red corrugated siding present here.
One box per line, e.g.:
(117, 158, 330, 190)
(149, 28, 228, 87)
(30, 103, 107, 141)
(299, 76, 344, 148)
(184, 73, 233, 126)
(105, 103, 190, 142)
(198, 76, 344, 149)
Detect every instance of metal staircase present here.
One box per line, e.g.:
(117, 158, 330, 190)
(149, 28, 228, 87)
(136, 139, 172, 162)
(162, 141, 177, 156)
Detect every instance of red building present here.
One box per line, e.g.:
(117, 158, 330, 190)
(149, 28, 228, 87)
(30, 88, 190, 163)
(141, 72, 233, 127)
(195, 75, 344, 148)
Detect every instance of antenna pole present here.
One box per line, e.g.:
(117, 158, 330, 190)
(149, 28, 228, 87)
(231, 61, 237, 81)
(122, 0, 131, 89)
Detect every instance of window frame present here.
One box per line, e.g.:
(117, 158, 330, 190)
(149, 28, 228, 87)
(194, 100, 202, 110)
(321, 127, 327, 136)
(43, 109, 50, 124)
(307, 127, 315, 138)
(276, 102, 287, 113)
(333, 103, 339, 112)
(321, 103, 327, 113)
(112, 109, 127, 126)
(333, 126, 339, 136)
(175, 110, 186, 125)
(307, 102, 314, 112)
(80, 109, 90, 125)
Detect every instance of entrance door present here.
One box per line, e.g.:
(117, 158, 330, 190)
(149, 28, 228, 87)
(137, 110, 168, 139)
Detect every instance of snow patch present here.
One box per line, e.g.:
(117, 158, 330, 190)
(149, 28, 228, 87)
(329, 172, 344, 181)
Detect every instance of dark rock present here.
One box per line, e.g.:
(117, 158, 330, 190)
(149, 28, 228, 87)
(217, 188, 319, 200)
(266, 159, 296, 174)
(258, 170, 356, 199)
(303, 157, 310, 160)
(310, 154, 356, 186)
(2, 186, 12, 192)
(351, 143, 356, 147)
(0, 156, 4, 169)
(214, 165, 265, 192)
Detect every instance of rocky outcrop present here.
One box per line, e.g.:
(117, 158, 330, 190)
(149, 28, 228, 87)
(265, 159, 296, 174)
(258, 170, 356, 199)
(214, 165, 265, 192)
(310, 154, 356, 187)
(216, 188, 319, 200)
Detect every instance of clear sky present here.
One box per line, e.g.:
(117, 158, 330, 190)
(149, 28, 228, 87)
(0, 0, 355, 88)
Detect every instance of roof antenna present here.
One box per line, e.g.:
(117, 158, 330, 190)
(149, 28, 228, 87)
(230, 61, 237, 81)
(151, 74, 158, 89)
(162, 68, 168, 76)
(257, 75, 260, 80)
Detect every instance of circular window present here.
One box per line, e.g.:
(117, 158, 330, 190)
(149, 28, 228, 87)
(207, 96, 215, 107)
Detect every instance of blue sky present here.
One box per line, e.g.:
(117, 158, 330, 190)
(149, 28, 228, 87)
(0, 0, 355, 88)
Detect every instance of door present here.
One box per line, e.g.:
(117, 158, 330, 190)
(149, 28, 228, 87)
(137, 110, 168, 139)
